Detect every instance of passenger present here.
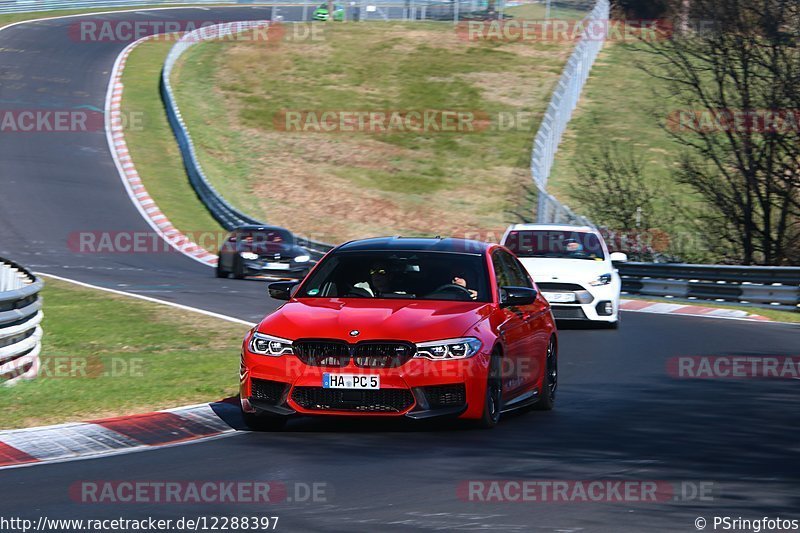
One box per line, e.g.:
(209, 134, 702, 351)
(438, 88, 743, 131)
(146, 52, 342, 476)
(354, 261, 392, 297)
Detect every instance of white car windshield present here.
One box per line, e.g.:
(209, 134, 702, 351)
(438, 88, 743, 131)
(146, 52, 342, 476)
(505, 230, 605, 261)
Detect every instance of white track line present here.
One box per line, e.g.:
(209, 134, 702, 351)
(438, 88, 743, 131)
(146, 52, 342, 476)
(39, 272, 256, 327)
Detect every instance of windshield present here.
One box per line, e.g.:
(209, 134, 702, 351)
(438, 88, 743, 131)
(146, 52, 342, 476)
(298, 251, 490, 302)
(505, 230, 605, 260)
(237, 229, 293, 248)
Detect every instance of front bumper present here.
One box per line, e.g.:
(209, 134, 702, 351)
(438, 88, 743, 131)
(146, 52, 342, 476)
(242, 260, 309, 279)
(240, 352, 488, 420)
(540, 282, 619, 322)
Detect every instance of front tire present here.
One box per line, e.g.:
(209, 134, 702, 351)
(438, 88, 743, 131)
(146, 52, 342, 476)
(233, 257, 245, 279)
(533, 336, 557, 411)
(242, 410, 287, 431)
(475, 353, 503, 429)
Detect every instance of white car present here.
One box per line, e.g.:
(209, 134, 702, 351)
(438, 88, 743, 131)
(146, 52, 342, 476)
(500, 224, 627, 328)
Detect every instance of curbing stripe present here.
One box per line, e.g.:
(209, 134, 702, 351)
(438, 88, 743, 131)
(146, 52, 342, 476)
(619, 299, 769, 321)
(0, 442, 38, 467)
(0, 402, 236, 470)
(105, 32, 220, 268)
(0, 423, 142, 461)
(92, 411, 224, 445)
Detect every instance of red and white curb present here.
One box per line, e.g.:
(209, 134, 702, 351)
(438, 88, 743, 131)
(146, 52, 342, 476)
(105, 35, 218, 267)
(620, 299, 770, 321)
(0, 402, 237, 470)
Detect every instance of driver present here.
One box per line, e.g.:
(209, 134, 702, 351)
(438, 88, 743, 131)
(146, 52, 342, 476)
(563, 238, 588, 258)
(450, 269, 478, 300)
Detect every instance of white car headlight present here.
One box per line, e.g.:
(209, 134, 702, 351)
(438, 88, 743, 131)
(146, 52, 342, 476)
(294, 255, 311, 263)
(240, 251, 259, 261)
(414, 337, 482, 360)
(249, 332, 293, 356)
(589, 273, 613, 286)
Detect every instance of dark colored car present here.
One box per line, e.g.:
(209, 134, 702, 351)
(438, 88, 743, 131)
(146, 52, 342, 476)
(239, 236, 558, 430)
(216, 225, 313, 280)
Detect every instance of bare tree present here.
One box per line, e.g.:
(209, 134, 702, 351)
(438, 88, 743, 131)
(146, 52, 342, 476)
(639, 0, 800, 265)
(569, 142, 661, 230)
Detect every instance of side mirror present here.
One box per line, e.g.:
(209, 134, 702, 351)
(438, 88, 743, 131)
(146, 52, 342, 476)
(268, 281, 299, 301)
(609, 252, 628, 263)
(500, 286, 538, 307)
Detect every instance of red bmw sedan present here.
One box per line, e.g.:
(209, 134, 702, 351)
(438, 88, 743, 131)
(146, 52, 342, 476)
(239, 237, 558, 430)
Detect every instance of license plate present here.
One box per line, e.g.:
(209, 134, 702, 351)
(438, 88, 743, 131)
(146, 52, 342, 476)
(323, 373, 380, 389)
(265, 262, 290, 270)
(543, 291, 577, 303)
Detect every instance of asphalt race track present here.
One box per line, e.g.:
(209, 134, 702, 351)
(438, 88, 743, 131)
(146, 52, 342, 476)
(0, 6, 288, 323)
(0, 7, 798, 532)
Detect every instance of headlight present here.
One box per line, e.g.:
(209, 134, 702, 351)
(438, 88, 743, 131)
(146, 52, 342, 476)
(414, 337, 482, 360)
(294, 255, 311, 263)
(249, 332, 293, 356)
(240, 252, 259, 261)
(589, 273, 613, 286)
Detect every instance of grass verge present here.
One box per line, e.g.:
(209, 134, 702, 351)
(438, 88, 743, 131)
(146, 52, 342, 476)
(0, 278, 248, 430)
(163, 21, 575, 244)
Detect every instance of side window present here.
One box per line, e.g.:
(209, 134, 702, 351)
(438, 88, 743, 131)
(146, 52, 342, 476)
(491, 250, 512, 288)
(506, 254, 534, 289)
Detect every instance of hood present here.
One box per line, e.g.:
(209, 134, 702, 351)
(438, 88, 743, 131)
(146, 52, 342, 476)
(518, 257, 611, 284)
(258, 298, 492, 343)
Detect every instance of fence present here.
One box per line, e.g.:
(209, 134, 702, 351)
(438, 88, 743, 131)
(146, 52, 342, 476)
(530, 0, 608, 226)
(0, 258, 44, 385)
(617, 262, 800, 312)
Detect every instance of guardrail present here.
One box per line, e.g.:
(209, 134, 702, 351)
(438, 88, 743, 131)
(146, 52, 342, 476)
(0, 258, 44, 385)
(530, 0, 608, 226)
(617, 262, 800, 312)
(159, 21, 336, 257)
